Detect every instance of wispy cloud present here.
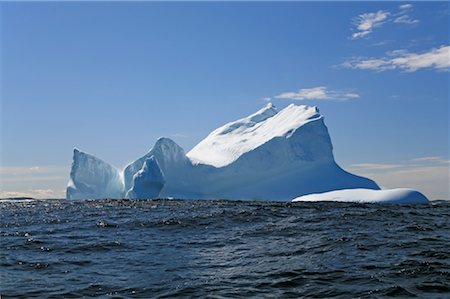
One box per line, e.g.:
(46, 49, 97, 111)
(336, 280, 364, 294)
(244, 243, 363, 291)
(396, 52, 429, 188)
(369, 40, 394, 47)
(394, 14, 419, 25)
(0, 166, 68, 179)
(367, 166, 449, 200)
(399, 4, 413, 10)
(274, 86, 360, 101)
(350, 163, 402, 170)
(348, 156, 450, 200)
(341, 45, 450, 72)
(351, 10, 390, 39)
(394, 3, 419, 25)
(0, 189, 65, 199)
(350, 4, 419, 40)
(350, 156, 450, 172)
(0, 166, 69, 199)
(411, 156, 450, 164)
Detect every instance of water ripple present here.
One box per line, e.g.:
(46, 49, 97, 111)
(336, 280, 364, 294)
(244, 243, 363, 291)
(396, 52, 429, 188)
(1, 199, 449, 297)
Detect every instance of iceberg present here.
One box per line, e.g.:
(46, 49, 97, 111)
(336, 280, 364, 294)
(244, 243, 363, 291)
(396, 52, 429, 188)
(292, 188, 429, 204)
(123, 137, 189, 193)
(67, 103, 387, 200)
(187, 103, 281, 167)
(66, 149, 124, 199)
(126, 157, 165, 199)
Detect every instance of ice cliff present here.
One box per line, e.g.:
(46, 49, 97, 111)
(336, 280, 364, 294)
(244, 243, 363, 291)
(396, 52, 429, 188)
(67, 103, 384, 200)
(67, 149, 124, 200)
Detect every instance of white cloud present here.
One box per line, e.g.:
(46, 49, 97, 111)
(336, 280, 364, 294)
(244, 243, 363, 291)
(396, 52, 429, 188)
(351, 10, 390, 39)
(350, 4, 419, 40)
(342, 45, 450, 72)
(394, 14, 419, 25)
(399, 4, 413, 10)
(274, 86, 360, 101)
(394, 3, 419, 25)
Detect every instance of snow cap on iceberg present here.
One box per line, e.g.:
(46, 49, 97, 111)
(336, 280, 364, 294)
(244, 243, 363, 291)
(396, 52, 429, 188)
(187, 103, 323, 167)
(292, 188, 429, 204)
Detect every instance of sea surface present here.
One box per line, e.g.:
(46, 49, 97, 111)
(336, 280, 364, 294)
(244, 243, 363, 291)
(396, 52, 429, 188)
(1, 198, 449, 298)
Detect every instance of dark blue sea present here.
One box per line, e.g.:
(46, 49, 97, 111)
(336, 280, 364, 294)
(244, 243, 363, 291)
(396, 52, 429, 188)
(1, 199, 449, 298)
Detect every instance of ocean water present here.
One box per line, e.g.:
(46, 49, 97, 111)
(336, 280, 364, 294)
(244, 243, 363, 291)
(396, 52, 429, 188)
(1, 199, 449, 298)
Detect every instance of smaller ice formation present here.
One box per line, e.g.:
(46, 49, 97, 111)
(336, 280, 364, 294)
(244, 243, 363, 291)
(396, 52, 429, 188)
(126, 157, 165, 199)
(123, 137, 188, 194)
(292, 188, 429, 204)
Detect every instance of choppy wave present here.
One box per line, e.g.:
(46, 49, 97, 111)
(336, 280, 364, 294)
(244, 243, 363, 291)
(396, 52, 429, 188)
(1, 199, 449, 298)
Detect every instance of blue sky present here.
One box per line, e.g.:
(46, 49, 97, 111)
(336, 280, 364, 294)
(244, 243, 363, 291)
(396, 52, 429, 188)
(1, 1, 449, 199)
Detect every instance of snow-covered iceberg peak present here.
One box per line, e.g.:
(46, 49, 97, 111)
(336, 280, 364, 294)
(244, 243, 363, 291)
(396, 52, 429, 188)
(150, 137, 187, 164)
(187, 103, 323, 167)
(67, 148, 124, 199)
(245, 102, 278, 123)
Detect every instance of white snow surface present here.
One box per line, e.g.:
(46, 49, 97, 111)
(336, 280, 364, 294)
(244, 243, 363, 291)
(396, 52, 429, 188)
(292, 188, 429, 204)
(187, 103, 322, 167)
